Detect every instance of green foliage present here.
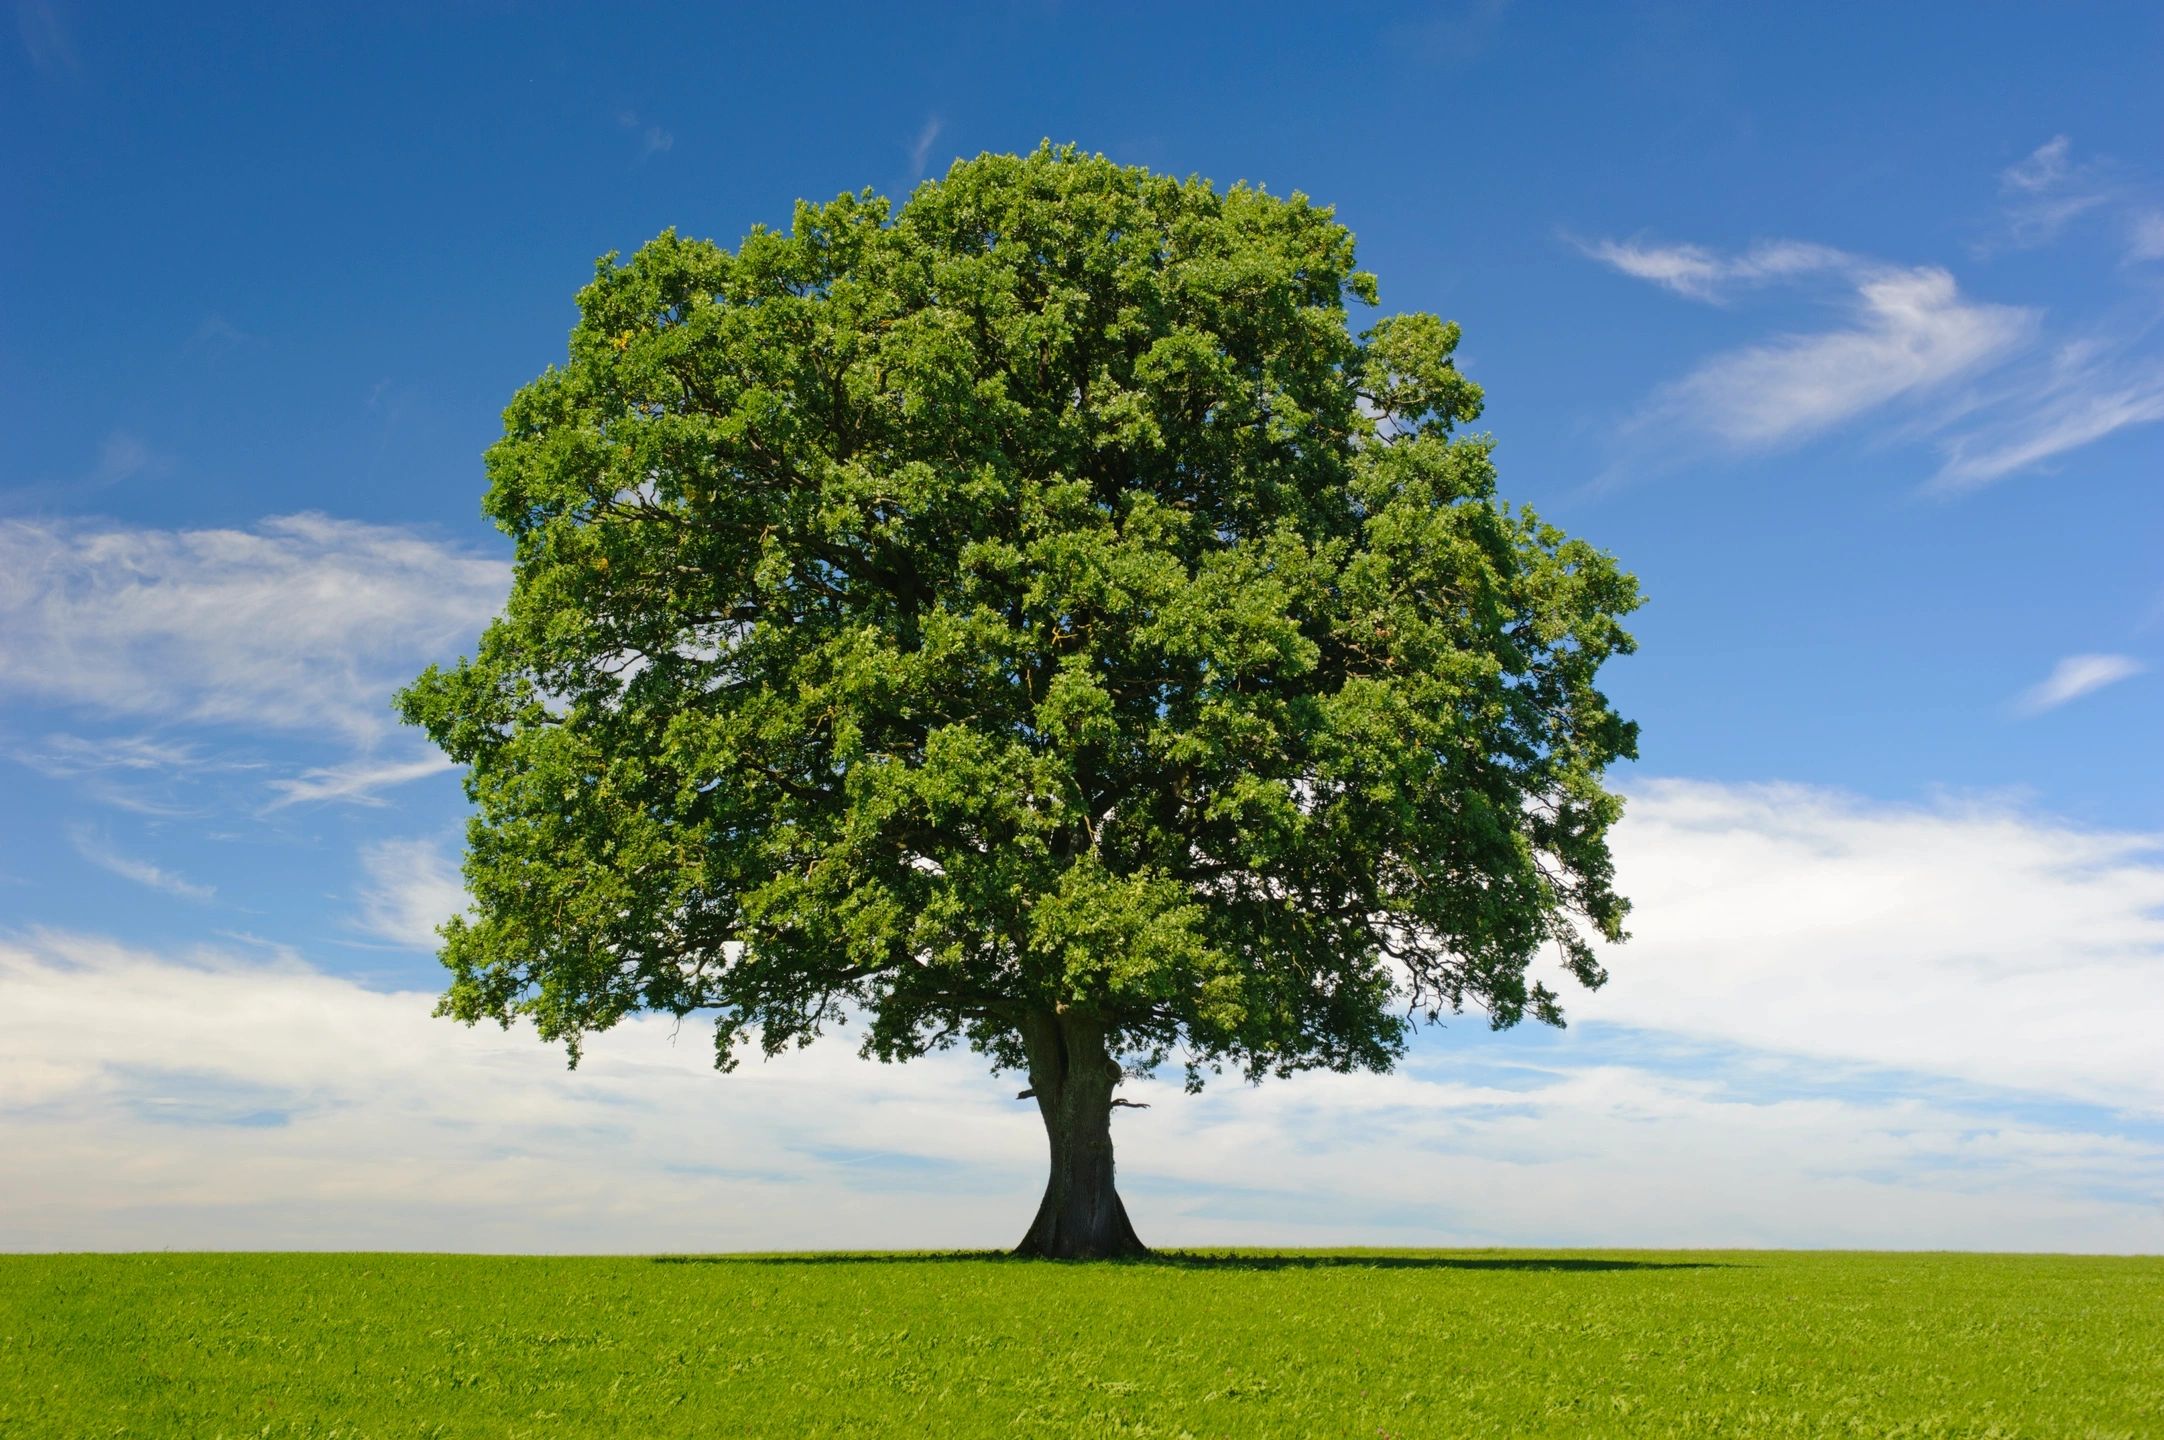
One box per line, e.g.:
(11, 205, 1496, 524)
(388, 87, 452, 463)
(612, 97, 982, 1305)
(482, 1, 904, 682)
(399, 144, 1641, 1087)
(7, 1251, 2162, 1437)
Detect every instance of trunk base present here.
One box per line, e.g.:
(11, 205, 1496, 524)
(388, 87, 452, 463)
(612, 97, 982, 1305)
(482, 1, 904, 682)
(1012, 1188, 1149, 1260)
(1011, 1011, 1150, 1260)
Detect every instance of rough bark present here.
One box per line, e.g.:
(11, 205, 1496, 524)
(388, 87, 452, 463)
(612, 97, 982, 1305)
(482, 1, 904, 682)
(1012, 1010, 1148, 1259)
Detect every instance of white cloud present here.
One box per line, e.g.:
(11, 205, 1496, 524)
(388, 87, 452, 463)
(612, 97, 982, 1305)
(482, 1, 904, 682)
(264, 752, 455, 810)
(0, 929, 1045, 1252)
(5, 779, 2164, 1252)
(0, 513, 507, 743)
(2012, 654, 2144, 715)
(1590, 199, 2164, 485)
(1573, 780, 2164, 1114)
(355, 837, 468, 950)
(1143, 1059, 2163, 1253)
(1, 923, 2159, 1254)
(1657, 265, 2034, 447)
(68, 825, 215, 902)
(1579, 237, 1848, 302)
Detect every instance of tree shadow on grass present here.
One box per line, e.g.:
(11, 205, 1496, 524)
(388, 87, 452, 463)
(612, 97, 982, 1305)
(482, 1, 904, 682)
(1141, 1252, 1738, 1273)
(653, 1250, 1739, 1273)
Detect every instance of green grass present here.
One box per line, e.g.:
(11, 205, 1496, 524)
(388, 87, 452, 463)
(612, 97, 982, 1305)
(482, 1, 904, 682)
(3, 1250, 2160, 1437)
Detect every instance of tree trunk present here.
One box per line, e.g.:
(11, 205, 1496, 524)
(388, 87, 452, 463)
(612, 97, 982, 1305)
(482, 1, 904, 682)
(1012, 1010, 1148, 1259)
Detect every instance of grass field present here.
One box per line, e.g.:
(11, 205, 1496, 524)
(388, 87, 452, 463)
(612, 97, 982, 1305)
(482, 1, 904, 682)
(3, 1249, 2160, 1437)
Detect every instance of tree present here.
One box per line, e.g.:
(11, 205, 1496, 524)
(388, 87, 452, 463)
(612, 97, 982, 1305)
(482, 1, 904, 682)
(399, 145, 1641, 1260)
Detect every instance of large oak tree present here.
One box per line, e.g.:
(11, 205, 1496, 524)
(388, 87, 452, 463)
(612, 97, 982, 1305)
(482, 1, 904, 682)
(400, 145, 1641, 1259)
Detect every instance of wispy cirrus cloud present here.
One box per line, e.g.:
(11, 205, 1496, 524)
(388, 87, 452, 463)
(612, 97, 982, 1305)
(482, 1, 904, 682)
(1649, 262, 2034, 448)
(1575, 236, 1847, 303)
(1935, 355, 2164, 489)
(10, 730, 260, 815)
(0, 513, 506, 744)
(1996, 135, 2113, 250)
(14, 732, 207, 779)
(67, 825, 215, 902)
(263, 753, 454, 811)
(908, 116, 944, 181)
(1989, 135, 2164, 270)
(1588, 138, 2164, 486)
(1588, 199, 2164, 484)
(2012, 654, 2144, 715)
(354, 837, 466, 950)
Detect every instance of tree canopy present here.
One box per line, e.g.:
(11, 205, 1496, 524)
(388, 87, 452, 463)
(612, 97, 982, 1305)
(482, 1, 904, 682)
(400, 144, 1641, 1257)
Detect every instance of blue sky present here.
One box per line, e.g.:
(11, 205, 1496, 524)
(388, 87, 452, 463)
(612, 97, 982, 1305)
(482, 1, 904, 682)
(4, 1, 2162, 1253)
